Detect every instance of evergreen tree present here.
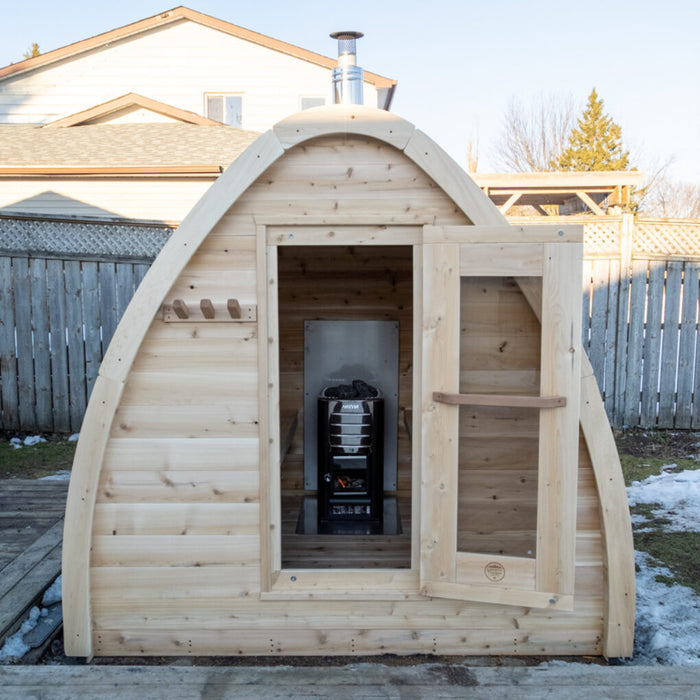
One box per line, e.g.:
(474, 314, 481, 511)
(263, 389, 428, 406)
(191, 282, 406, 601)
(553, 88, 630, 171)
(23, 43, 40, 59)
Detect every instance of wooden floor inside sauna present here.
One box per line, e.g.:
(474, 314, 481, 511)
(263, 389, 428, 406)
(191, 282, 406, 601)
(280, 419, 412, 570)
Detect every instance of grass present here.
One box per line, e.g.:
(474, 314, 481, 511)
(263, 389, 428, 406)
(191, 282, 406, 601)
(0, 438, 76, 479)
(634, 531, 700, 596)
(620, 442, 700, 596)
(619, 454, 697, 485)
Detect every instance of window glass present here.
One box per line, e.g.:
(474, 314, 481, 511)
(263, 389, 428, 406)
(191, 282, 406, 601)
(206, 95, 243, 127)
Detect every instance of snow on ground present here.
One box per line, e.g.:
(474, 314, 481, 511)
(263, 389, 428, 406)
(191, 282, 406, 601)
(625, 467, 700, 665)
(38, 470, 71, 482)
(627, 466, 700, 532)
(9, 435, 47, 450)
(0, 576, 62, 662)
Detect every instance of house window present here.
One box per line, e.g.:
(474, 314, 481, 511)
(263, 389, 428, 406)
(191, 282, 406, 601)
(300, 96, 326, 111)
(205, 94, 243, 127)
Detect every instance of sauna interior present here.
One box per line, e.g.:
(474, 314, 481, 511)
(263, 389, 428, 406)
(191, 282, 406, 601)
(276, 243, 414, 569)
(275, 242, 542, 570)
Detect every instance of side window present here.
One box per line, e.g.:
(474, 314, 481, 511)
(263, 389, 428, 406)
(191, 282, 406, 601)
(205, 94, 243, 127)
(300, 96, 326, 111)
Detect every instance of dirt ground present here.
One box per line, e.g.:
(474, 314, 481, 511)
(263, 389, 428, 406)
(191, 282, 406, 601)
(614, 429, 700, 459)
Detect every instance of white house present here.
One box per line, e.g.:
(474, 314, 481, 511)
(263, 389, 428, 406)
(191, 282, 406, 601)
(0, 6, 397, 221)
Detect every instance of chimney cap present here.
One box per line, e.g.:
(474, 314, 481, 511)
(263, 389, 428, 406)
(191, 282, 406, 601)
(330, 31, 364, 40)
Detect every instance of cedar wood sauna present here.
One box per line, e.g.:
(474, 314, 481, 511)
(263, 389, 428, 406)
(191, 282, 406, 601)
(63, 105, 635, 659)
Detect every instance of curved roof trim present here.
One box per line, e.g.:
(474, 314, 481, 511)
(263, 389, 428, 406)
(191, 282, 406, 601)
(0, 6, 397, 90)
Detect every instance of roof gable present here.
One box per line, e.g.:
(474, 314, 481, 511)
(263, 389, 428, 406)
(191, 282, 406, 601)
(43, 93, 222, 127)
(0, 6, 396, 91)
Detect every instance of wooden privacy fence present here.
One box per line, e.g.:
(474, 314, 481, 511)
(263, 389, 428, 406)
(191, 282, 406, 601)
(2, 214, 700, 432)
(0, 214, 170, 433)
(519, 214, 700, 429)
(0, 256, 149, 432)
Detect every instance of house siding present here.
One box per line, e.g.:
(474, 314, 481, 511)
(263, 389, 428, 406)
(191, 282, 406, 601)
(0, 20, 379, 128)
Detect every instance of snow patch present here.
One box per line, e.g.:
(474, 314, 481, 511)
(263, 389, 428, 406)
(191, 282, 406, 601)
(624, 467, 700, 665)
(0, 607, 40, 660)
(23, 435, 47, 447)
(0, 576, 62, 662)
(627, 467, 700, 532)
(39, 470, 71, 482)
(7, 435, 47, 450)
(42, 576, 62, 606)
(628, 552, 700, 665)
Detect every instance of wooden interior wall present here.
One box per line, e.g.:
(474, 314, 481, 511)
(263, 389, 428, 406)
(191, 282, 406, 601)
(85, 132, 606, 656)
(277, 244, 414, 494)
(457, 277, 541, 557)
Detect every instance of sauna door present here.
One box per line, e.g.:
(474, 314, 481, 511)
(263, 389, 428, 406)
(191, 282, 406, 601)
(419, 227, 582, 609)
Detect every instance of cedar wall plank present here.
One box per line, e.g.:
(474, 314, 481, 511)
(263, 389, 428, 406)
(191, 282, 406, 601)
(458, 277, 541, 557)
(87, 134, 604, 657)
(93, 503, 260, 536)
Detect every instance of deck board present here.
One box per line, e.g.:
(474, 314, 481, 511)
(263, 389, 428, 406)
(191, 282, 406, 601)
(0, 664, 696, 698)
(0, 478, 68, 645)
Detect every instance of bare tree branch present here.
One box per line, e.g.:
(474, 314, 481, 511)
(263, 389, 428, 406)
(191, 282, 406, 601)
(492, 93, 577, 172)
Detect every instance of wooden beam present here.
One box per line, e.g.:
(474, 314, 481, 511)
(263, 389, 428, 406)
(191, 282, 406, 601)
(576, 191, 606, 216)
(423, 581, 573, 611)
(266, 225, 421, 246)
(499, 192, 522, 214)
(424, 224, 582, 244)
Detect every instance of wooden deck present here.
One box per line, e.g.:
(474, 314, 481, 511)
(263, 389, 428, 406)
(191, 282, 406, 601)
(1, 663, 698, 699)
(0, 478, 68, 647)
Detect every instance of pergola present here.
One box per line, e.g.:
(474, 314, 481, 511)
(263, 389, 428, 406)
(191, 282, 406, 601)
(473, 171, 644, 216)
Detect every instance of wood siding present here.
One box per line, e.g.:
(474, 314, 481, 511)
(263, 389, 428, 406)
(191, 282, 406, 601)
(0, 178, 213, 221)
(458, 276, 541, 558)
(78, 133, 608, 656)
(0, 21, 379, 128)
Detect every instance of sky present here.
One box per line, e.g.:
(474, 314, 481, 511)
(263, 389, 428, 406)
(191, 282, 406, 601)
(0, 0, 697, 182)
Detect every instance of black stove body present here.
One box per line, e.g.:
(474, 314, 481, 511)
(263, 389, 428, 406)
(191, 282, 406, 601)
(317, 381, 384, 526)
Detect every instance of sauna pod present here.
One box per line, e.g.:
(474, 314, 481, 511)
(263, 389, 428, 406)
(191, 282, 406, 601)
(63, 105, 635, 659)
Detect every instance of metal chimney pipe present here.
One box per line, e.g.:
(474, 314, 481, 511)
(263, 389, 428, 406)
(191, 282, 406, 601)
(330, 31, 364, 105)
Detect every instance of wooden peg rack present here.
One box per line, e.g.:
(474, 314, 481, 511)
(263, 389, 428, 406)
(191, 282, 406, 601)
(161, 298, 257, 323)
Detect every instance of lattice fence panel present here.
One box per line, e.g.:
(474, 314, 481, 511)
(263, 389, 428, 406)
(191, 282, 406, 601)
(634, 219, 700, 258)
(582, 219, 622, 256)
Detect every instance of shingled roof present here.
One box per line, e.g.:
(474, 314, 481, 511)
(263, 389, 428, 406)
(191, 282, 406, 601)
(0, 122, 261, 174)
